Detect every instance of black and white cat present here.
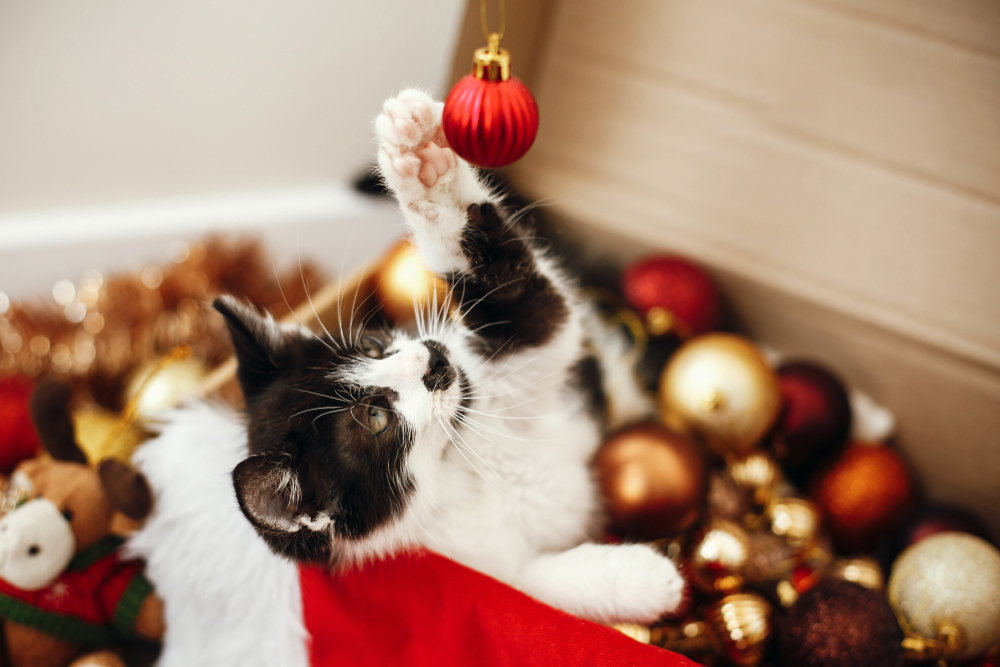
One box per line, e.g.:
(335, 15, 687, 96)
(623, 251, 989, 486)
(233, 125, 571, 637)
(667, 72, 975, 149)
(128, 90, 682, 666)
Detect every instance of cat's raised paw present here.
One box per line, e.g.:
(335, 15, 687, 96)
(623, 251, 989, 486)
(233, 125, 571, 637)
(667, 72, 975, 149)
(376, 89, 456, 189)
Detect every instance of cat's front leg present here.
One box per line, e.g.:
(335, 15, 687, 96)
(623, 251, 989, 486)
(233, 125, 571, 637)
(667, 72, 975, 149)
(376, 90, 576, 359)
(515, 543, 685, 625)
(375, 89, 489, 277)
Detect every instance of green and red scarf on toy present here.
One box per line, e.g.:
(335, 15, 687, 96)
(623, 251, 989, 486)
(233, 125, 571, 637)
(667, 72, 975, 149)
(0, 536, 152, 645)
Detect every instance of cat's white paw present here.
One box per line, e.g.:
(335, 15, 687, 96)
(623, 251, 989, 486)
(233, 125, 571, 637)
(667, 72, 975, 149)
(516, 543, 685, 625)
(606, 543, 685, 624)
(376, 89, 457, 189)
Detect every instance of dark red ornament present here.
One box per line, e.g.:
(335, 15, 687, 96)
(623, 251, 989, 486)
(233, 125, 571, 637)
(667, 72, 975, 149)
(443, 35, 538, 169)
(620, 255, 720, 338)
(880, 501, 994, 571)
(774, 361, 852, 485)
(779, 579, 903, 667)
(0, 376, 41, 474)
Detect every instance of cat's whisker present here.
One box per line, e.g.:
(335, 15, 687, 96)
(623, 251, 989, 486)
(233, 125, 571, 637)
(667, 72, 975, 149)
(440, 417, 513, 489)
(288, 405, 349, 420)
(453, 416, 539, 459)
(265, 249, 340, 356)
(295, 227, 343, 354)
(436, 416, 502, 494)
(312, 409, 347, 427)
(467, 373, 567, 406)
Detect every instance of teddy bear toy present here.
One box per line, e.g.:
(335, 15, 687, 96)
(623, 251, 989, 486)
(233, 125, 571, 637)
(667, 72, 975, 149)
(0, 379, 163, 667)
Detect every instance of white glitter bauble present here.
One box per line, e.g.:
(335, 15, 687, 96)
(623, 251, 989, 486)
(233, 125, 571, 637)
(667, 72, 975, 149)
(888, 532, 1000, 660)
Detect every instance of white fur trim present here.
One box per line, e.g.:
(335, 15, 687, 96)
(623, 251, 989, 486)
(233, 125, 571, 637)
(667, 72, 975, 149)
(126, 404, 308, 667)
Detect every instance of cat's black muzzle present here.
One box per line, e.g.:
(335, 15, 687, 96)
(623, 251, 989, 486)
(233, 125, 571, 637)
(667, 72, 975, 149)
(422, 341, 456, 392)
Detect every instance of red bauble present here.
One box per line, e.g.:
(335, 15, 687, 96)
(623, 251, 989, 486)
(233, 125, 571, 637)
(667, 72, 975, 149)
(0, 376, 41, 474)
(620, 256, 720, 337)
(882, 501, 994, 569)
(774, 361, 852, 485)
(443, 75, 538, 169)
(813, 443, 913, 551)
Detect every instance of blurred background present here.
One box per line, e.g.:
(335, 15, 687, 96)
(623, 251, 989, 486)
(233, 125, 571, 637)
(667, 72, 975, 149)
(1, 0, 998, 532)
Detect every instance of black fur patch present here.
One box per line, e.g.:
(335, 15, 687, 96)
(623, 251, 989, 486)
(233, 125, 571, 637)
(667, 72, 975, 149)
(569, 352, 607, 421)
(215, 298, 415, 562)
(455, 202, 569, 356)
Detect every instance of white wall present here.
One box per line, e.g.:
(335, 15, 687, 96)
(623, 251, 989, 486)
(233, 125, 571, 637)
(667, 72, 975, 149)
(0, 0, 465, 214)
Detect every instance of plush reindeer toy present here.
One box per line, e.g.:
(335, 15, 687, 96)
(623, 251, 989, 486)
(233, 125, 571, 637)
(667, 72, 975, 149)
(0, 379, 163, 667)
(211, 90, 685, 624)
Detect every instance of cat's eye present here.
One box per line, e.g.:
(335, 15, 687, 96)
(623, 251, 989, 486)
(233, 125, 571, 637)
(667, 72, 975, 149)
(359, 336, 384, 359)
(368, 405, 391, 435)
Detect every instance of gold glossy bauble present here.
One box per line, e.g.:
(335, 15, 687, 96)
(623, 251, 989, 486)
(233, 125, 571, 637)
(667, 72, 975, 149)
(72, 408, 146, 463)
(659, 334, 781, 457)
(888, 532, 1000, 661)
(704, 592, 774, 667)
(767, 497, 821, 554)
(610, 623, 655, 645)
(375, 241, 449, 323)
(827, 556, 884, 592)
(126, 356, 207, 423)
(689, 519, 751, 594)
(596, 423, 708, 540)
(728, 452, 780, 509)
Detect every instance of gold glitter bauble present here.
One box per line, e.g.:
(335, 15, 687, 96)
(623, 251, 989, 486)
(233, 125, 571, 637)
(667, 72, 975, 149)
(888, 532, 1000, 661)
(746, 530, 796, 583)
(704, 592, 773, 667)
(689, 518, 750, 594)
(126, 355, 207, 423)
(659, 334, 781, 457)
(72, 408, 146, 463)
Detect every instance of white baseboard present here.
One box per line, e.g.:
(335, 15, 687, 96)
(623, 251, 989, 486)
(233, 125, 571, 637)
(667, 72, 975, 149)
(0, 184, 406, 298)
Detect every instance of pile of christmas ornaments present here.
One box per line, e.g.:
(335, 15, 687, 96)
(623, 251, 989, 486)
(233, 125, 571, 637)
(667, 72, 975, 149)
(596, 255, 1000, 667)
(0, 237, 327, 471)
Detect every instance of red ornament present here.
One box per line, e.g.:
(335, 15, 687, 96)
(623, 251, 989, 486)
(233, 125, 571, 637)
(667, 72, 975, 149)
(882, 501, 994, 569)
(774, 361, 852, 485)
(0, 376, 41, 474)
(812, 443, 913, 551)
(443, 34, 538, 169)
(620, 255, 720, 338)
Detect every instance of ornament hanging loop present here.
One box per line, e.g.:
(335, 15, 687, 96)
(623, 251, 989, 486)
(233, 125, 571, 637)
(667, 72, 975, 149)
(480, 0, 505, 42)
(474, 0, 510, 80)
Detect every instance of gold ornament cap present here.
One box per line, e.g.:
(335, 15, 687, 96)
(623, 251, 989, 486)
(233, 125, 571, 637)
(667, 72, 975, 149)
(472, 34, 511, 82)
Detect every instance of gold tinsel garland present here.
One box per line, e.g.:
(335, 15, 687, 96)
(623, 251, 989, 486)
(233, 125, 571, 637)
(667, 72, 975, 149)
(0, 236, 326, 412)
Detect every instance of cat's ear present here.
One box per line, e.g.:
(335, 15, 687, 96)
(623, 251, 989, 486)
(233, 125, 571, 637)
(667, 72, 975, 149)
(233, 454, 335, 561)
(232, 453, 311, 532)
(214, 296, 283, 403)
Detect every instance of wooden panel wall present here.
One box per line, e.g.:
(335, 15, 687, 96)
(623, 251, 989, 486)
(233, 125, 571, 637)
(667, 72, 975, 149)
(451, 0, 1000, 531)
